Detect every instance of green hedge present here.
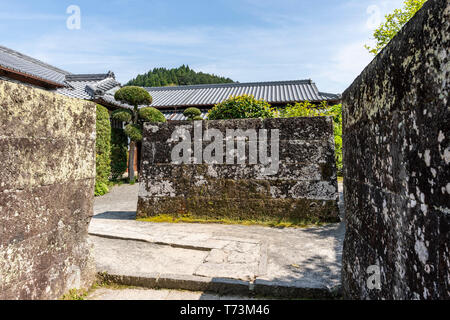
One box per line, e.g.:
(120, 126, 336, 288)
(110, 128, 128, 181)
(95, 105, 112, 196)
(207, 94, 276, 120)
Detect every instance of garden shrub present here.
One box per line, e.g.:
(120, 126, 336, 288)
(282, 102, 343, 176)
(95, 181, 109, 197)
(110, 128, 128, 180)
(139, 107, 166, 123)
(114, 86, 153, 106)
(110, 109, 132, 122)
(124, 123, 143, 142)
(112, 86, 165, 182)
(192, 116, 204, 121)
(207, 94, 276, 120)
(183, 107, 202, 120)
(95, 105, 111, 196)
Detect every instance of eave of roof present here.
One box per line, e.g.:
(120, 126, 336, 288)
(0, 65, 66, 88)
(0, 45, 70, 86)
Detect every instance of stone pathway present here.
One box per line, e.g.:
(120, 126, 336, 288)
(88, 184, 345, 299)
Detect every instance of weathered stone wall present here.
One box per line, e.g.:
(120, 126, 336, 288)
(342, 0, 449, 299)
(0, 80, 97, 300)
(138, 117, 340, 223)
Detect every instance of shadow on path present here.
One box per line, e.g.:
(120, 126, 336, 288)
(93, 211, 137, 220)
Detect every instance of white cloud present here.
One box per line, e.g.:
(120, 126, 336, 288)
(4, 0, 397, 93)
(317, 41, 374, 93)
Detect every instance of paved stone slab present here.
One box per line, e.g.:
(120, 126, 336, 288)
(92, 236, 210, 276)
(90, 183, 345, 299)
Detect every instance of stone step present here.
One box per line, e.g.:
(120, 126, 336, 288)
(91, 234, 339, 299)
(97, 270, 340, 299)
(89, 205, 344, 300)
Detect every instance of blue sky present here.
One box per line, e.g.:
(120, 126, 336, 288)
(0, 0, 403, 93)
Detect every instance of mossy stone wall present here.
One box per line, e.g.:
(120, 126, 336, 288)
(0, 80, 96, 300)
(342, 0, 449, 300)
(137, 117, 340, 223)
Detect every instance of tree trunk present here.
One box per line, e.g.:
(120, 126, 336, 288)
(128, 140, 135, 182)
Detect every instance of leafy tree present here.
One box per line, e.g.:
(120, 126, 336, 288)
(112, 86, 166, 181)
(282, 102, 343, 176)
(208, 95, 276, 120)
(127, 65, 235, 87)
(365, 0, 427, 55)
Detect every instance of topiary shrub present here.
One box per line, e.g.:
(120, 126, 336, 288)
(192, 116, 204, 121)
(139, 107, 166, 123)
(114, 86, 153, 106)
(207, 94, 275, 120)
(111, 109, 132, 122)
(183, 107, 202, 120)
(124, 123, 143, 142)
(110, 128, 128, 180)
(111, 86, 163, 182)
(95, 105, 111, 196)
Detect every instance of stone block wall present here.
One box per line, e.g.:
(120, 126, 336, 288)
(342, 0, 449, 299)
(0, 80, 97, 299)
(137, 117, 340, 223)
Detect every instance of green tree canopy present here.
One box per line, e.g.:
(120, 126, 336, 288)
(365, 0, 427, 55)
(126, 65, 235, 87)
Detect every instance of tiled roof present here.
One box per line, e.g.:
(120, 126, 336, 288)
(145, 80, 341, 109)
(1, 46, 340, 117)
(0, 45, 70, 85)
(0, 46, 121, 99)
(162, 110, 208, 121)
(65, 72, 115, 82)
(55, 73, 121, 100)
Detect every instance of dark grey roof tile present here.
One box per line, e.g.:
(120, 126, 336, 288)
(0, 45, 70, 85)
(145, 80, 341, 108)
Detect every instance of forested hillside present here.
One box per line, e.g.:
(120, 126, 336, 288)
(126, 65, 234, 87)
